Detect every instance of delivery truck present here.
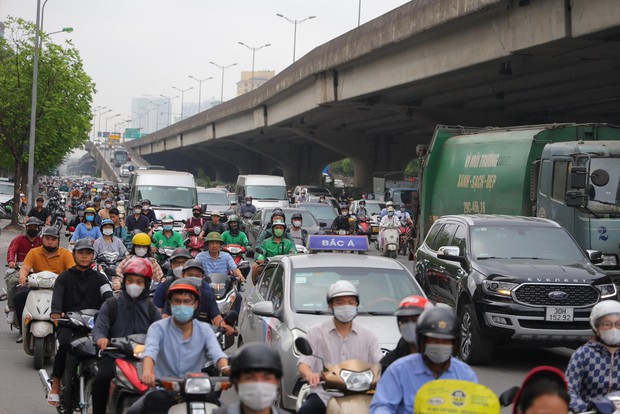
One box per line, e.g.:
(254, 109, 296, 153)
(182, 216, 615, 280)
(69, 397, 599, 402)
(416, 123, 620, 282)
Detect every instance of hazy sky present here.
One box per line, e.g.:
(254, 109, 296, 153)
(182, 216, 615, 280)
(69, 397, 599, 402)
(2, 0, 410, 125)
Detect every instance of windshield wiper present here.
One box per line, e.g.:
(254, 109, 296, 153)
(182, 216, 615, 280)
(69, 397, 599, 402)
(510, 256, 550, 260)
(158, 204, 185, 208)
(362, 311, 394, 316)
(476, 256, 509, 260)
(296, 310, 328, 315)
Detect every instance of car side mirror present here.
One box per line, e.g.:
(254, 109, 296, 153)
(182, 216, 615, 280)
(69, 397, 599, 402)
(252, 220, 261, 226)
(499, 386, 520, 407)
(570, 165, 588, 189)
(319, 222, 327, 228)
(587, 250, 603, 264)
(255, 246, 265, 256)
(294, 337, 313, 356)
(437, 246, 466, 263)
(251, 301, 281, 319)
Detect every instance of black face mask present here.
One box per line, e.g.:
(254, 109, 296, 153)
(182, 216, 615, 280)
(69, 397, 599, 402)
(43, 245, 58, 253)
(26, 229, 39, 238)
(193, 213, 200, 218)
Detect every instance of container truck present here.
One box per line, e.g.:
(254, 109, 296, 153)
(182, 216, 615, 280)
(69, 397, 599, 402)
(416, 123, 620, 281)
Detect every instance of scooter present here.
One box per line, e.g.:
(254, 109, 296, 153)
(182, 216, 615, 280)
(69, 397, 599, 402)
(96, 251, 123, 283)
(156, 246, 176, 274)
(357, 216, 373, 241)
(378, 223, 400, 259)
(206, 273, 241, 318)
(159, 374, 230, 413)
(221, 244, 250, 278)
(105, 333, 149, 413)
(22, 270, 58, 370)
(295, 337, 380, 414)
(185, 226, 205, 257)
(398, 218, 413, 256)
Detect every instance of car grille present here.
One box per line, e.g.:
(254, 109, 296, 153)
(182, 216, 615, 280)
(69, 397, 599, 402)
(513, 284, 599, 307)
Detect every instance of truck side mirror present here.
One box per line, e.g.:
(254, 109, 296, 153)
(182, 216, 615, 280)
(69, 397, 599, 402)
(570, 166, 588, 189)
(586, 250, 603, 264)
(565, 190, 587, 208)
(591, 169, 610, 187)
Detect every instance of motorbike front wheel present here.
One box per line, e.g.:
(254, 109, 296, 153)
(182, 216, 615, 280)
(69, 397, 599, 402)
(389, 250, 397, 259)
(80, 375, 95, 414)
(34, 337, 45, 370)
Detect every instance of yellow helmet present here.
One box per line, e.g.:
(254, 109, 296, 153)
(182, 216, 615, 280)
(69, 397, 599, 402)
(132, 232, 151, 246)
(85, 207, 97, 215)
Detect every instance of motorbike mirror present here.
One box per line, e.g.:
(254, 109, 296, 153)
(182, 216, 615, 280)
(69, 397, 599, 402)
(499, 386, 519, 407)
(224, 310, 238, 326)
(246, 249, 255, 258)
(295, 337, 313, 356)
(319, 222, 327, 228)
(0, 293, 7, 301)
(255, 246, 264, 255)
(68, 226, 75, 232)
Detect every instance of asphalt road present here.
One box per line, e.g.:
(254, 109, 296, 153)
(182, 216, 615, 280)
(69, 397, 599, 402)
(0, 224, 575, 413)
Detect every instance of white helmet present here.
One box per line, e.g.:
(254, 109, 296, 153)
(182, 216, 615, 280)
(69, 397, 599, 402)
(326, 280, 359, 304)
(386, 201, 394, 207)
(590, 300, 620, 331)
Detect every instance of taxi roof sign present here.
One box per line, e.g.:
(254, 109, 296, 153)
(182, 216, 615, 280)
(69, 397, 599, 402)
(307, 235, 369, 252)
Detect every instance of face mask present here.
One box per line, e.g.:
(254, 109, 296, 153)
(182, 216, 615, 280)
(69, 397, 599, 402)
(173, 267, 183, 278)
(333, 305, 357, 323)
(193, 213, 200, 218)
(400, 208, 405, 212)
(134, 209, 142, 215)
(246, 201, 251, 205)
(273, 228, 284, 237)
(238, 382, 278, 411)
(43, 245, 58, 253)
(135, 247, 148, 257)
(78, 211, 85, 217)
(424, 343, 453, 364)
(171, 305, 194, 323)
(142, 206, 149, 211)
(399, 322, 417, 344)
(292, 220, 302, 228)
(102, 228, 114, 236)
(27, 228, 39, 238)
(341, 212, 348, 218)
(86, 215, 94, 222)
(600, 328, 620, 346)
(163, 225, 173, 231)
(388, 212, 394, 217)
(105, 204, 112, 209)
(125, 283, 144, 299)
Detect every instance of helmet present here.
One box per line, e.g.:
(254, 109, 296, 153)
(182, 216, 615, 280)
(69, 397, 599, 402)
(512, 366, 568, 414)
(271, 209, 284, 220)
(230, 343, 283, 379)
(170, 248, 192, 261)
(399, 203, 406, 209)
(394, 295, 433, 318)
(91, 188, 97, 194)
(416, 306, 458, 340)
(100, 218, 114, 228)
(133, 202, 142, 209)
(589, 300, 620, 331)
(326, 280, 359, 304)
(104, 198, 113, 204)
(41, 227, 60, 238)
(211, 210, 221, 217)
(272, 219, 286, 228)
(387, 207, 395, 213)
(230, 200, 237, 205)
(227, 215, 240, 224)
(182, 259, 204, 273)
(85, 207, 97, 215)
(161, 215, 174, 224)
(386, 201, 394, 207)
(25, 217, 42, 227)
(132, 232, 152, 246)
(204, 232, 223, 243)
(122, 257, 153, 280)
(167, 278, 200, 302)
(141, 199, 151, 206)
(359, 199, 366, 205)
(192, 205, 202, 213)
(291, 212, 303, 221)
(93, 196, 102, 202)
(77, 205, 86, 212)
(85, 201, 95, 208)
(245, 196, 252, 201)
(74, 238, 95, 252)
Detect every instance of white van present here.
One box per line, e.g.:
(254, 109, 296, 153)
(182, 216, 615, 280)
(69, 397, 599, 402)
(129, 170, 197, 229)
(236, 175, 288, 209)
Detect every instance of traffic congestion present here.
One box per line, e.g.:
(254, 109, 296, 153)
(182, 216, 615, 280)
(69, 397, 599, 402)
(0, 166, 618, 414)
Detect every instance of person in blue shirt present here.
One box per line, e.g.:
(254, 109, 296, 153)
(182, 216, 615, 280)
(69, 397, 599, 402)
(370, 306, 477, 414)
(70, 207, 102, 245)
(195, 232, 245, 282)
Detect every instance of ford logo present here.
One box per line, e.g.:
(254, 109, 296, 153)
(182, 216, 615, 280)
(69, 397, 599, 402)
(548, 291, 569, 300)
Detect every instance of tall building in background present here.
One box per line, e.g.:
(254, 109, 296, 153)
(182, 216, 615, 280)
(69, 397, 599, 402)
(236, 70, 275, 96)
(131, 96, 169, 135)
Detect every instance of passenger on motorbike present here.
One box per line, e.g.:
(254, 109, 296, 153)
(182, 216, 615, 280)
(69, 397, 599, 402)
(356, 199, 369, 219)
(221, 215, 249, 247)
(141, 199, 158, 230)
(114, 233, 164, 291)
(98, 198, 114, 220)
(94, 219, 128, 259)
(199, 210, 227, 237)
(135, 280, 229, 413)
(153, 248, 192, 311)
(196, 232, 245, 282)
(108, 207, 129, 246)
(47, 238, 114, 407)
(5, 218, 43, 324)
(91, 257, 161, 414)
(370, 306, 477, 414)
(513, 366, 569, 414)
(381, 296, 433, 372)
(378, 207, 400, 250)
(214, 342, 288, 414)
(240, 196, 257, 217)
(70, 207, 102, 244)
(565, 300, 620, 412)
(330, 205, 354, 234)
(67, 204, 86, 232)
(185, 205, 206, 233)
(25, 195, 51, 226)
(289, 212, 308, 247)
(126, 203, 151, 233)
(297, 280, 382, 414)
(151, 215, 185, 259)
(257, 209, 294, 244)
(379, 200, 394, 219)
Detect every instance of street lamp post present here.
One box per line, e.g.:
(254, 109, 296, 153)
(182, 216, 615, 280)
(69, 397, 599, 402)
(91, 106, 105, 142)
(159, 94, 179, 127)
(238, 42, 271, 91)
(98, 108, 112, 142)
(149, 100, 167, 131)
(358, 0, 362, 26)
(105, 114, 120, 134)
(276, 13, 315, 62)
(188, 75, 213, 113)
(172, 86, 193, 120)
(209, 62, 237, 103)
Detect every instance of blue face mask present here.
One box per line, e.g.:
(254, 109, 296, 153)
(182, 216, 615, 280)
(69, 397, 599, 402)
(85, 215, 94, 222)
(171, 305, 194, 323)
(163, 225, 173, 231)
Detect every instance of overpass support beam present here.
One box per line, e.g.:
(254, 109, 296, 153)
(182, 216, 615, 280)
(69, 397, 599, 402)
(189, 148, 239, 183)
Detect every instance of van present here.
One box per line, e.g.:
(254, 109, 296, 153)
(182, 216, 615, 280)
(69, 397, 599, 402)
(235, 175, 288, 209)
(129, 170, 197, 229)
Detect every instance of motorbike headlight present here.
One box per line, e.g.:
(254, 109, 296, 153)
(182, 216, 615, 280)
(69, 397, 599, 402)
(132, 344, 145, 359)
(87, 317, 95, 330)
(482, 280, 518, 298)
(37, 277, 54, 289)
(340, 369, 374, 392)
(596, 283, 618, 299)
(185, 377, 212, 394)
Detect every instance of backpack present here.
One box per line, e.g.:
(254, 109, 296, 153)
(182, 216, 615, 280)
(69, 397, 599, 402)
(106, 296, 159, 324)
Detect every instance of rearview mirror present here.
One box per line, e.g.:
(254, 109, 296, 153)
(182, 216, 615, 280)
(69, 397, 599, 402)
(587, 250, 603, 264)
(591, 169, 610, 187)
(570, 165, 588, 189)
(499, 386, 520, 407)
(251, 301, 279, 319)
(565, 190, 587, 208)
(294, 337, 313, 356)
(437, 246, 466, 264)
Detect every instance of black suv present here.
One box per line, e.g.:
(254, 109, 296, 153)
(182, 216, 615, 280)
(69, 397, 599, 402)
(414, 215, 617, 365)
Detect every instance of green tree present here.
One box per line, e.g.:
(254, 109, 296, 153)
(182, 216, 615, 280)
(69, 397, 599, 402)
(329, 158, 354, 177)
(405, 159, 419, 178)
(0, 17, 95, 226)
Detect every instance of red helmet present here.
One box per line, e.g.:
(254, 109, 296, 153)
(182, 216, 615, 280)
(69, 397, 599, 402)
(192, 205, 202, 213)
(122, 257, 153, 280)
(394, 295, 432, 317)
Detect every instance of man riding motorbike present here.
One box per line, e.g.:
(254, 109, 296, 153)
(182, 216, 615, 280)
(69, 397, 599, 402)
(379, 200, 394, 219)
(252, 220, 296, 284)
(195, 232, 245, 282)
(221, 215, 249, 247)
(378, 206, 399, 250)
(239, 196, 256, 217)
(289, 212, 308, 247)
(199, 210, 227, 237)
(330, 205, 354, 234)
(184, 205, 206, 233)
(141, 199, 158, 230)
(257, 209, 294, 245)
(151, 215, 185, 260)
(126, 203, 151, 233)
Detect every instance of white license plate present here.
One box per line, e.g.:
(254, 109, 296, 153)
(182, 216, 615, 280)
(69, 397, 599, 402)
(545, 307, 573, 322)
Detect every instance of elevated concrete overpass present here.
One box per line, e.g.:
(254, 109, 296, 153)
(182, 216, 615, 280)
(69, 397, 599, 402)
(81, 142, 150, 182)
(126, 0, 620, 189)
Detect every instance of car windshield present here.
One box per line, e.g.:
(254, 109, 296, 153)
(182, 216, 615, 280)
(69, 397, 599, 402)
(360, 202, 385, 215)
(135, 185, 197, 208)
(471, 225, 585, 261)
(292, 267, 423, 314)
(305, 187, 330, 195)
(0, 183, 14, 195)
(300, 204, 336, 221)
(246, 185, 287, 201)
(197, 191, 229, 206)
(586, 157, 620, 213)
(264, 208, 319, 227)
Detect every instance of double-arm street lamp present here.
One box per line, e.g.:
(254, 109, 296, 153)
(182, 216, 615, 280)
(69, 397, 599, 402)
(209, 61, 237, 103)
(276, 13, 315, 62)
(238, 42, 271, 92)
(172, 86, 194, 120)
(188, 75, 213, 113)
(159, 94, 179, 127)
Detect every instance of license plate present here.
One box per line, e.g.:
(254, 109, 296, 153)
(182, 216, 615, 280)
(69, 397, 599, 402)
(545, 307, 573, 322)
(372, 227, 379, 233)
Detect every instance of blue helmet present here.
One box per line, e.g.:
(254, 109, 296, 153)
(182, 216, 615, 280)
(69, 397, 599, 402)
(100, 218, 114, 227)
(77, 205, 86, 211)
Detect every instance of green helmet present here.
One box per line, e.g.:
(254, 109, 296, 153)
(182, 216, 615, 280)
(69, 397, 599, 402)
(205, 232, 223, 243)
(227, 214, 240, 224)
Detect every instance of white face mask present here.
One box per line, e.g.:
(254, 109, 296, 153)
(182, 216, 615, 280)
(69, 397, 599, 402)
(399, 322, 417, 344)
(135, 247, 148, 257)
(292, 220, 302, 228)
(125, 283, 144, 299)
(600, 328, 620, 346)
(134, 209, 142, 215)
(424, 343, 453, 364)
(173, 266, 183, 278)
(237, 382, 278, 411)
(102, 228, 114, 236)
(333, 305, 357, 323)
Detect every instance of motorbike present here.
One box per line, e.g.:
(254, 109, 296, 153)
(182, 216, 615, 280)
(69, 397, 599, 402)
(48, 198, 67, 231)
(69, 198, 80, 215)
(58, 191, 68, 206)
(221, 244, 250, 278)
(398, 218, 413, 256)
(357, 216, 373, 241)
(156, 246, 176, 275)
(39, 309, 99, 414)
(22, 271, 58, 370)
(0, 199, 13, 219)
(105, 333, 149, 413)
(158, 374, 230, 413)
(295, 337, 380, 414)
(377, 223, 400, 259)
(65, 225, 75, 240)
(206, 273, 241, 320)
(185, 226, 205, 257)
(3, 263, 22, 330)
(96, 251, 123, 283)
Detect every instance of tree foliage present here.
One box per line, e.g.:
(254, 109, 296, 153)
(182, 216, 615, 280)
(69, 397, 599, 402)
(405, 159, 419, 178)
(0, 17, 95, 225)
(329, 158, 354, 177)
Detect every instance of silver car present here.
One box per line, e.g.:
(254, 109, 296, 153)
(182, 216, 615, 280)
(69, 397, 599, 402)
(237, 253, 425, 410)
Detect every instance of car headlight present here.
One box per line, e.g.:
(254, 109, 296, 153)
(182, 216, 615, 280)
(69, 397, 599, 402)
(185, 377, 212, 394)
(482, 280, 518, 298)
(599, 255, 618, 267)
(340, 369, 374, 392)
(596, 283, 617, 299)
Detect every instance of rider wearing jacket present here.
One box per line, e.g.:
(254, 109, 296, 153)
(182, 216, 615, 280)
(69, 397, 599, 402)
(239, 196, 256, 218)
(184, 205, 206, 231)
(221, 215, 249, 246)
(330, 205, 354, 233)
(257, 210, 295, 244)
(289, 212, 308, 247)
(70, 207, 102, 244)
(93, 218, 127, 258)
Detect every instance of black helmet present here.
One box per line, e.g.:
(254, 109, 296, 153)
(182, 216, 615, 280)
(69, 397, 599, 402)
(182, 259, 204, 274)
(93, 196, 102, 202)
(141, 199, 151, 206)
(74, 237, 95, 252)
(25, 217, 42, 227)
(417, 306, 458, 340)
(170, 248, 192, 261)
(271, 209, 285, 221)
(41, 227, 60, 238)
(230, 342, 283, 379)
(85, 201, 95, 208)
(291, 212, 303, 221)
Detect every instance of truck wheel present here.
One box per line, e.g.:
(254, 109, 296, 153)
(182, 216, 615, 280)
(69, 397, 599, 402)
(34, 337, 44, 370)
(459, 303, 494, 365)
